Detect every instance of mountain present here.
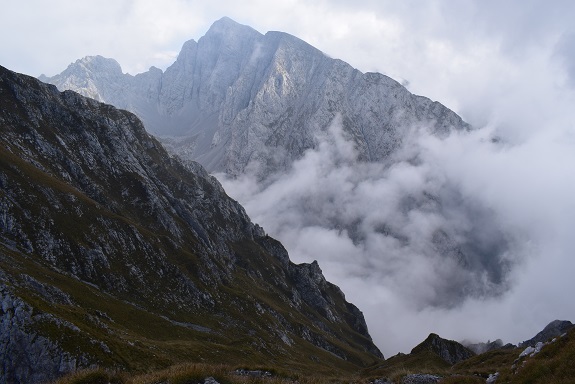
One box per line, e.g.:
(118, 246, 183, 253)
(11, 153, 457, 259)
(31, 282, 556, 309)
(42, 16, 469, 179)
(362, 333, 475, 382)
(0, 65, 382, 384)
(448, 324, 575, 384)
(363, 324, 575, 382)
(410, 333, 475, 365)
(519, 320, 574, 347)
(41, 18, 517, 313)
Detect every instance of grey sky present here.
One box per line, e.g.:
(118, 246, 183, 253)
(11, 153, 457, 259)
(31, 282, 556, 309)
(2, 0, 575, 356)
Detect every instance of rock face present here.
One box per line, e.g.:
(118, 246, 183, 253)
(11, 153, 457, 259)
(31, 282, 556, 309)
(401, 374, 441, 384)
(519, 320, 574, 347)
(42, 17, 469, 179)
(0, 65, 382, 383)
(411, 333, 475, 365)
(0, 287, 90, 383)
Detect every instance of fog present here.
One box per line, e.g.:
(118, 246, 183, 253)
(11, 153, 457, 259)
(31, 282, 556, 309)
(217, 108, 575, 355)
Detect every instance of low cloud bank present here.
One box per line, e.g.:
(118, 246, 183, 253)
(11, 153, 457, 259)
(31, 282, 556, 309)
(216, 114, 575, 356)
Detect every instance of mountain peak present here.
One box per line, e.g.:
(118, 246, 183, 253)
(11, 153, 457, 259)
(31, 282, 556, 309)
(206, 16, 261, 38)
(42, 17, 469, 176)
(520, 320, 574, 347)
(70, 55, 123, 75)
(213, 16, 240, 26)
(411, 333, 475, 365)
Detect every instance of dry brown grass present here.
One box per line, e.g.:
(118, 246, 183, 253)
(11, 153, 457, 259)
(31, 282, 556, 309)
(51, 363, 365, 384)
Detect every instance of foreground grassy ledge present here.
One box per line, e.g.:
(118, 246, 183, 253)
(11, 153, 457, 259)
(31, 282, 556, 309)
(54, 326, 575, 384)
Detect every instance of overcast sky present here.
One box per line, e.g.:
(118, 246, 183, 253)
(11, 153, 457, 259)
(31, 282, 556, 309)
(2, 0, 575, 356)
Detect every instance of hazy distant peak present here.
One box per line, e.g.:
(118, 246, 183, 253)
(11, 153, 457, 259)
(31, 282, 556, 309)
(70, 55, 123, 75)
(175, 39, 198, 61)
(206, 16, 262, 38)
(264, 29, 323, 56)
(148, 65, 162, 73)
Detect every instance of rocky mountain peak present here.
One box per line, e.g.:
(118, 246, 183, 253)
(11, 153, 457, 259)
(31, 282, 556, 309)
(207, 16, 261, 37)
(39, 17, 518, 318)
(411, 333, 475, 365)
(74, 55, 123, 74)
(58, 55, 125, 85)
(42, 17, 469, 178)
(520, 320, 574, 347)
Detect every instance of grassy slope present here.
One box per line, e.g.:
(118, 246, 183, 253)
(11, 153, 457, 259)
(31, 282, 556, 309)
(51, 326, 574, 384)
(355, 327, 575, 384)
(0, 67, 382, 380)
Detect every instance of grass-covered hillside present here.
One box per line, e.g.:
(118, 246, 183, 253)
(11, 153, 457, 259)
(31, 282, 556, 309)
(0, 65, 382, 384)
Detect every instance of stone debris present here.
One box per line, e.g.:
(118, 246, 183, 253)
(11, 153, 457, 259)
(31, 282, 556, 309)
(401, 373, 441, 384)
(486, 372, 499, 383)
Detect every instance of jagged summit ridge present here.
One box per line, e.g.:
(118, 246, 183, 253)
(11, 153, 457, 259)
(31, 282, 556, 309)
(43, 17, 469, 178)
(520, 320, 574, 347)
(411, 333, 475, 365)
(40, 55, 125, 102)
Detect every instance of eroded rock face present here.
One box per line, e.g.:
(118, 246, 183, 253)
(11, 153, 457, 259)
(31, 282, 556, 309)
(0, 286, 90, 384)
(519, 320, 574, 347)
(43, 17, 469, 179)
(0, 65, 382, 383)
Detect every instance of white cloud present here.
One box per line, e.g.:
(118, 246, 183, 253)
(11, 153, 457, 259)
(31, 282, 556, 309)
(218, 106, 575, 355)
(216, 117, 521, 353)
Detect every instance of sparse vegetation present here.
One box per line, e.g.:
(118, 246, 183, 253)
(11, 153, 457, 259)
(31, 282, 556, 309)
(51, 369, 126, 384)
(51, 364, 361, 384)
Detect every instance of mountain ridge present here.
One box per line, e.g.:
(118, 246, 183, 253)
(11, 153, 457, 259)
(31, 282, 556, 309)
(0, 64, 382, 383)
(42, 17, 470, 179)
(0, 66, 571, 376)
(41, 16, 518, 334)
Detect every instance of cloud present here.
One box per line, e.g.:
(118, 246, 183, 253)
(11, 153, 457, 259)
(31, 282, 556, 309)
(218, 106, 575, 355)
(217, 113, 549, 354)
(0, 0, 209, 76)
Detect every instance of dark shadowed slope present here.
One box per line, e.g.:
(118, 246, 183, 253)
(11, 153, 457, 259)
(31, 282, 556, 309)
(0, 65, 382, 384)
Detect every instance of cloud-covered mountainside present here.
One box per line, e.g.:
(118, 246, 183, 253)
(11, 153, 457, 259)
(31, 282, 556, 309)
(43, 17, 510, 305)
(0, 65, 383, 383)
(42, 17, 575, 354)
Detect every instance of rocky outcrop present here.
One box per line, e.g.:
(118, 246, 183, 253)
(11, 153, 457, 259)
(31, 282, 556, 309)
(519, 320, 574, 347)
(411, 333, 475, 365)
(401, 374, 441, 384)
(0, 286, 91, 384)
(0, 65, 382, 383)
